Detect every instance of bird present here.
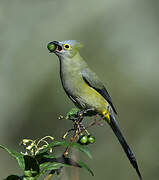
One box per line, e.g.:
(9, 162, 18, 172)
(47, 40, 142, 179)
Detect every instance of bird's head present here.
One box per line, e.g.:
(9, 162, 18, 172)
(47, 40, 83, 58)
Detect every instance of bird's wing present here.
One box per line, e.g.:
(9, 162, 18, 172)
(81, 68, 117, 114)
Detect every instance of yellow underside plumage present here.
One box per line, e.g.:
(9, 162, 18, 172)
(81, 81, 111, 121)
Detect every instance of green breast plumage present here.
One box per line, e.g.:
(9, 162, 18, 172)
(59, 52, 113, 114)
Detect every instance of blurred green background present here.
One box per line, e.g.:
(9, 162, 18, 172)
(0, 0, 159, 179)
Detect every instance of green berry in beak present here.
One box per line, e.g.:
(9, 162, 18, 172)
(47, 42, 56, 53)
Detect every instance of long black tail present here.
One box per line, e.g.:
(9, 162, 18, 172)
(108, 115, 142, 180)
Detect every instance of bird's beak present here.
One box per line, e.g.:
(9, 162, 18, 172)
(47, 41, 62, 53)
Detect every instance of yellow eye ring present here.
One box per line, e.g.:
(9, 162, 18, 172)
(64, 44, 71, 50)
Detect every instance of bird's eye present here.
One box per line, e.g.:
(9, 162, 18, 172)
(64, 44, 71, 50)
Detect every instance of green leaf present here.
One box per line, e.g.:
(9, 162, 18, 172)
(0, 144, 25, 170)
(38, 141, 92, 159)
(35, 156, 93, 178)
(39, 156, 81, 167)
(35, 162, 66, 179)
(66, 108, 79, 119)
(69, 142, 92, 159)
(40, 162, 68, 172)
(35, 152, 55, 164)
(39, 158, 94, 177)
(23, 177, 36, 180)
(24, 170, 37, 177)
(76, 160, 94, 176)
(38, 141, 67, 154)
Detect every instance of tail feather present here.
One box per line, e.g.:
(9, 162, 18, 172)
(108, 115, 142, 180)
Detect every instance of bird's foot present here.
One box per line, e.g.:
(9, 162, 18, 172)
(76, 108, 97, 122)
(78, 108, 97, 117)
